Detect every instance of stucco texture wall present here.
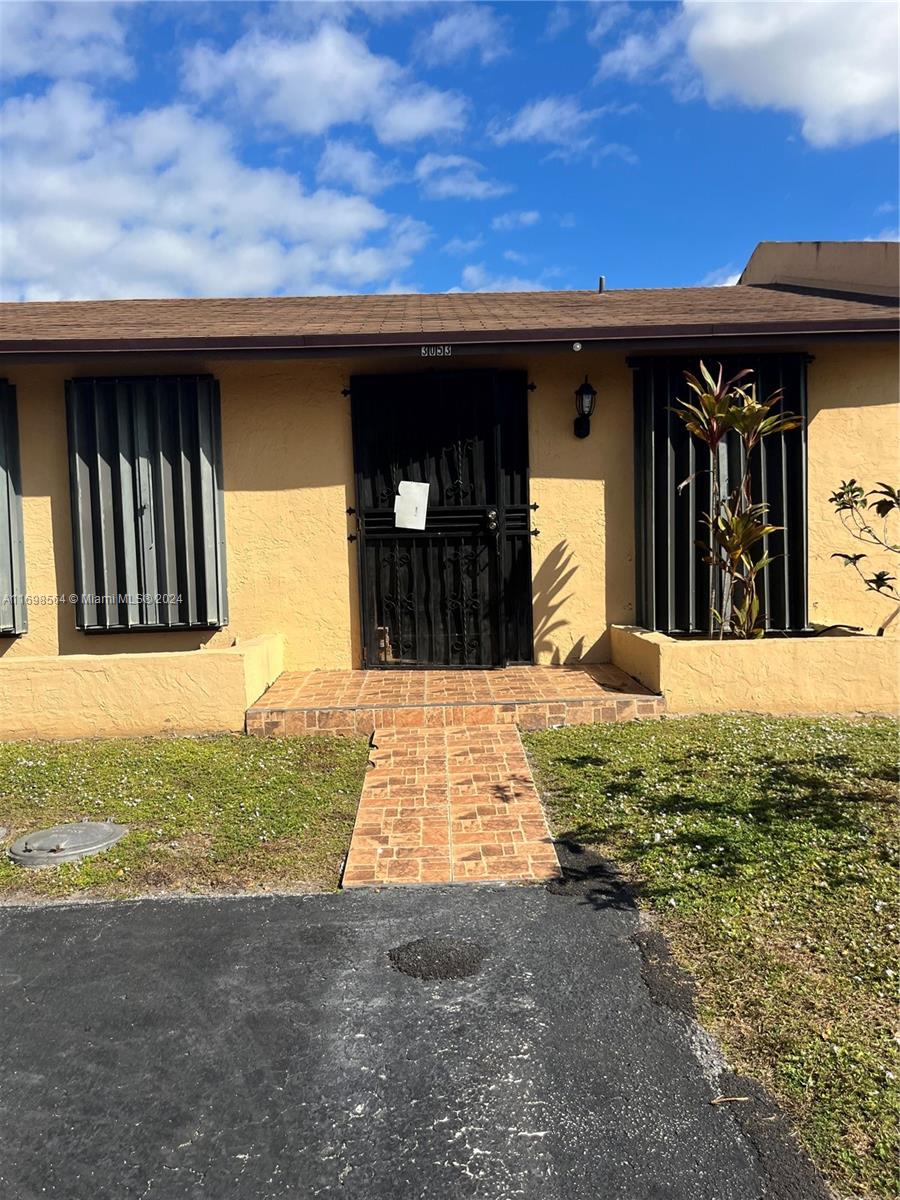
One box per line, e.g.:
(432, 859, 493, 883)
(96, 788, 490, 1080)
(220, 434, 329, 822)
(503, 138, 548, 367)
(0, 339, 895, 685)
(612, 625, 899, 716)
(0, 349, 635, 672)
(807, 341, 900, 635)
(526, 351, 636, 662)
(1, 356, 359, 671)
(0, 635, 283, 739)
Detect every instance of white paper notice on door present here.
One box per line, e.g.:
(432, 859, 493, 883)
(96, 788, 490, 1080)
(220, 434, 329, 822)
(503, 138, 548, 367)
(394, 480, 430, 530)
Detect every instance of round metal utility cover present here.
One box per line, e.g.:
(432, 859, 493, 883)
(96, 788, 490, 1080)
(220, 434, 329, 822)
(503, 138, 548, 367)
(8, 821, 128, 868)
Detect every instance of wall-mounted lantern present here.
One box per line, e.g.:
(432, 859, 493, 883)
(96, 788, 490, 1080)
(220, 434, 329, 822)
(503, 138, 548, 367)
(574, 376, 597, 439)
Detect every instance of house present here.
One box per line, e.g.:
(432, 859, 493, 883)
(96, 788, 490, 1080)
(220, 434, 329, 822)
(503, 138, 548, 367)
(0, 241, 897, 737)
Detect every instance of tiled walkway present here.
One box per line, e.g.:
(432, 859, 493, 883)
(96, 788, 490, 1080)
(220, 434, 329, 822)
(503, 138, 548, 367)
(341, 724, 560, 887)
(247, 664, 665, 889)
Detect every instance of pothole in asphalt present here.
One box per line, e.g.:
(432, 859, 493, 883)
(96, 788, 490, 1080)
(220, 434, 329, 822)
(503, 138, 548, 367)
(388, 934, 489, 981)
(8, 821, 128, 868)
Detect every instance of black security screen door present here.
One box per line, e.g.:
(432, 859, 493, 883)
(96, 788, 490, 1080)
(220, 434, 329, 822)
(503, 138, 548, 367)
(351, 370, 533, 668)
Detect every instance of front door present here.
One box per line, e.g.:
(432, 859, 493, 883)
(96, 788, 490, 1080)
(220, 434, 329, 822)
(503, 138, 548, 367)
(351, 370, 533, 668)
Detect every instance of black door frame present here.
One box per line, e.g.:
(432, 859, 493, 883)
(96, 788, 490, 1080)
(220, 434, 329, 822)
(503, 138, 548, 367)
(350, 368, 534, 670)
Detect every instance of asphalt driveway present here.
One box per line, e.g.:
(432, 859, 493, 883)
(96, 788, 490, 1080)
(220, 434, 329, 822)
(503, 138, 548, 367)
(0, 850, 826, 1200)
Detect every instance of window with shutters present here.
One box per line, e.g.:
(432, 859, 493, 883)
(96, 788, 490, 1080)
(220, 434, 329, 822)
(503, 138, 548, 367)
(0, 379, 26, 636)
(66, 375, 227, 633)
(630, 354, 809, 635)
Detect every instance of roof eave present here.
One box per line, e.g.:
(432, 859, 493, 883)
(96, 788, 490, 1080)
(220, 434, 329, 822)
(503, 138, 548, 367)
(0, 316, 896, 357)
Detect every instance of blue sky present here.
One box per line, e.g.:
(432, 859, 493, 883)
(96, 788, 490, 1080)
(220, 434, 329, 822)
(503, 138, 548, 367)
(1, 0, 898, 300)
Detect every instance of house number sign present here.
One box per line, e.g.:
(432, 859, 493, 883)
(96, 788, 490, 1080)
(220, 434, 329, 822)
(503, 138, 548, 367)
(420, 344, 452, 357)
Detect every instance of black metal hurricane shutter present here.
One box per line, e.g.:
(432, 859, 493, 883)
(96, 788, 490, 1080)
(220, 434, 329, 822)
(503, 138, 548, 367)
(631, 353, 810, 634)
(66, 375, 227, 632)
(0, 379, 26, 635)
(351, 369, 533, 668)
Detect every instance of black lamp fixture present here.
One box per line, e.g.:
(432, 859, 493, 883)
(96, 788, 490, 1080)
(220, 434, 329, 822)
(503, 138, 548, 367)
(574, 376, 597, 439)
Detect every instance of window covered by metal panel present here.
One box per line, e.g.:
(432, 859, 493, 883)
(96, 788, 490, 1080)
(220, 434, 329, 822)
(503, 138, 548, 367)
(630, 354, 809, 635)
(66, 375, 227, 632)
(0, 380, 26, 636)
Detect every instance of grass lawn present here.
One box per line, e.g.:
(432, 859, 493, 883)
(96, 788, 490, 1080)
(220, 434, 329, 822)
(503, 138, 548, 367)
(0, 734, 368, 901)
(525, 715, 899, 1200)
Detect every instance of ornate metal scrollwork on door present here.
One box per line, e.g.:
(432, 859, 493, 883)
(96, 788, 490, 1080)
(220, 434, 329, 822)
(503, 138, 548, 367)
(450, 635, 480, 661)
(446, 544, 483, 664)
(448, 593, 481, 616)
(378, 545, 417, 661)
(445, 437, 475, 503)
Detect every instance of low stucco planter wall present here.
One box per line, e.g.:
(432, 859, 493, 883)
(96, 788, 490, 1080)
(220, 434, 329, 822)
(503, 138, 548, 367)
(611, 625, 900, 716)
(0, 634, 284, 739)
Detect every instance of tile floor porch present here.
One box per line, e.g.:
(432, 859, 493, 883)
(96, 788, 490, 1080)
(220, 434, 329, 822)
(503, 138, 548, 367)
(246, 663, 664, 736)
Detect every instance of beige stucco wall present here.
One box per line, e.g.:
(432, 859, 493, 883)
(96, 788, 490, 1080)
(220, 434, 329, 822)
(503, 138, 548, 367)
(528, 352, 636, 662)
(0, 634, 283, 739)
(807, 341, 900, 633)
(1, 356, 361, 670)
(0, 348, 636, 672)
(740, 240, 899, 299)
(0, 338, 895, 693)
(611, 624, 900, 715)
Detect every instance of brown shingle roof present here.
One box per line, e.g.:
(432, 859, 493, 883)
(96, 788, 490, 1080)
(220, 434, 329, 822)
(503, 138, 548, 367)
(0, 286, 896, 353)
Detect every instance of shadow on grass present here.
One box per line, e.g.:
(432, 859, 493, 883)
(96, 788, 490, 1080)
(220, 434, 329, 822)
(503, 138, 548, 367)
(548, 839, 637, 912)
(543, 746, 897, 904)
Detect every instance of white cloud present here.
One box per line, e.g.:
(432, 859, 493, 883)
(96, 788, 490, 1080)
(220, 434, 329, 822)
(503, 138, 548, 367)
(596, 141, 638, 165)
(317, 140, 398, 194)
(184, 23, 466, 145)
(597, 11, 690, 89)
(185, 25, 390, 136)
(414, 153, 509, 200)
(488, 95, 603, 149)
(375, 85, 467, 144)
(267, 2, 425, 32)
(441, 235, 484, 255)
(377, 277, 422, 294)
(586, 1, 630, 46)
(454, 263, 548, 293)
(0, 81, 430, 300)
(417, 6, 509, 65)
(545, 4, 574, 39)
(491, 210, 540, 232)
(699, 264, 741, 287)
(0, 0, 132, 79)
(599, 1, 900, 147)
